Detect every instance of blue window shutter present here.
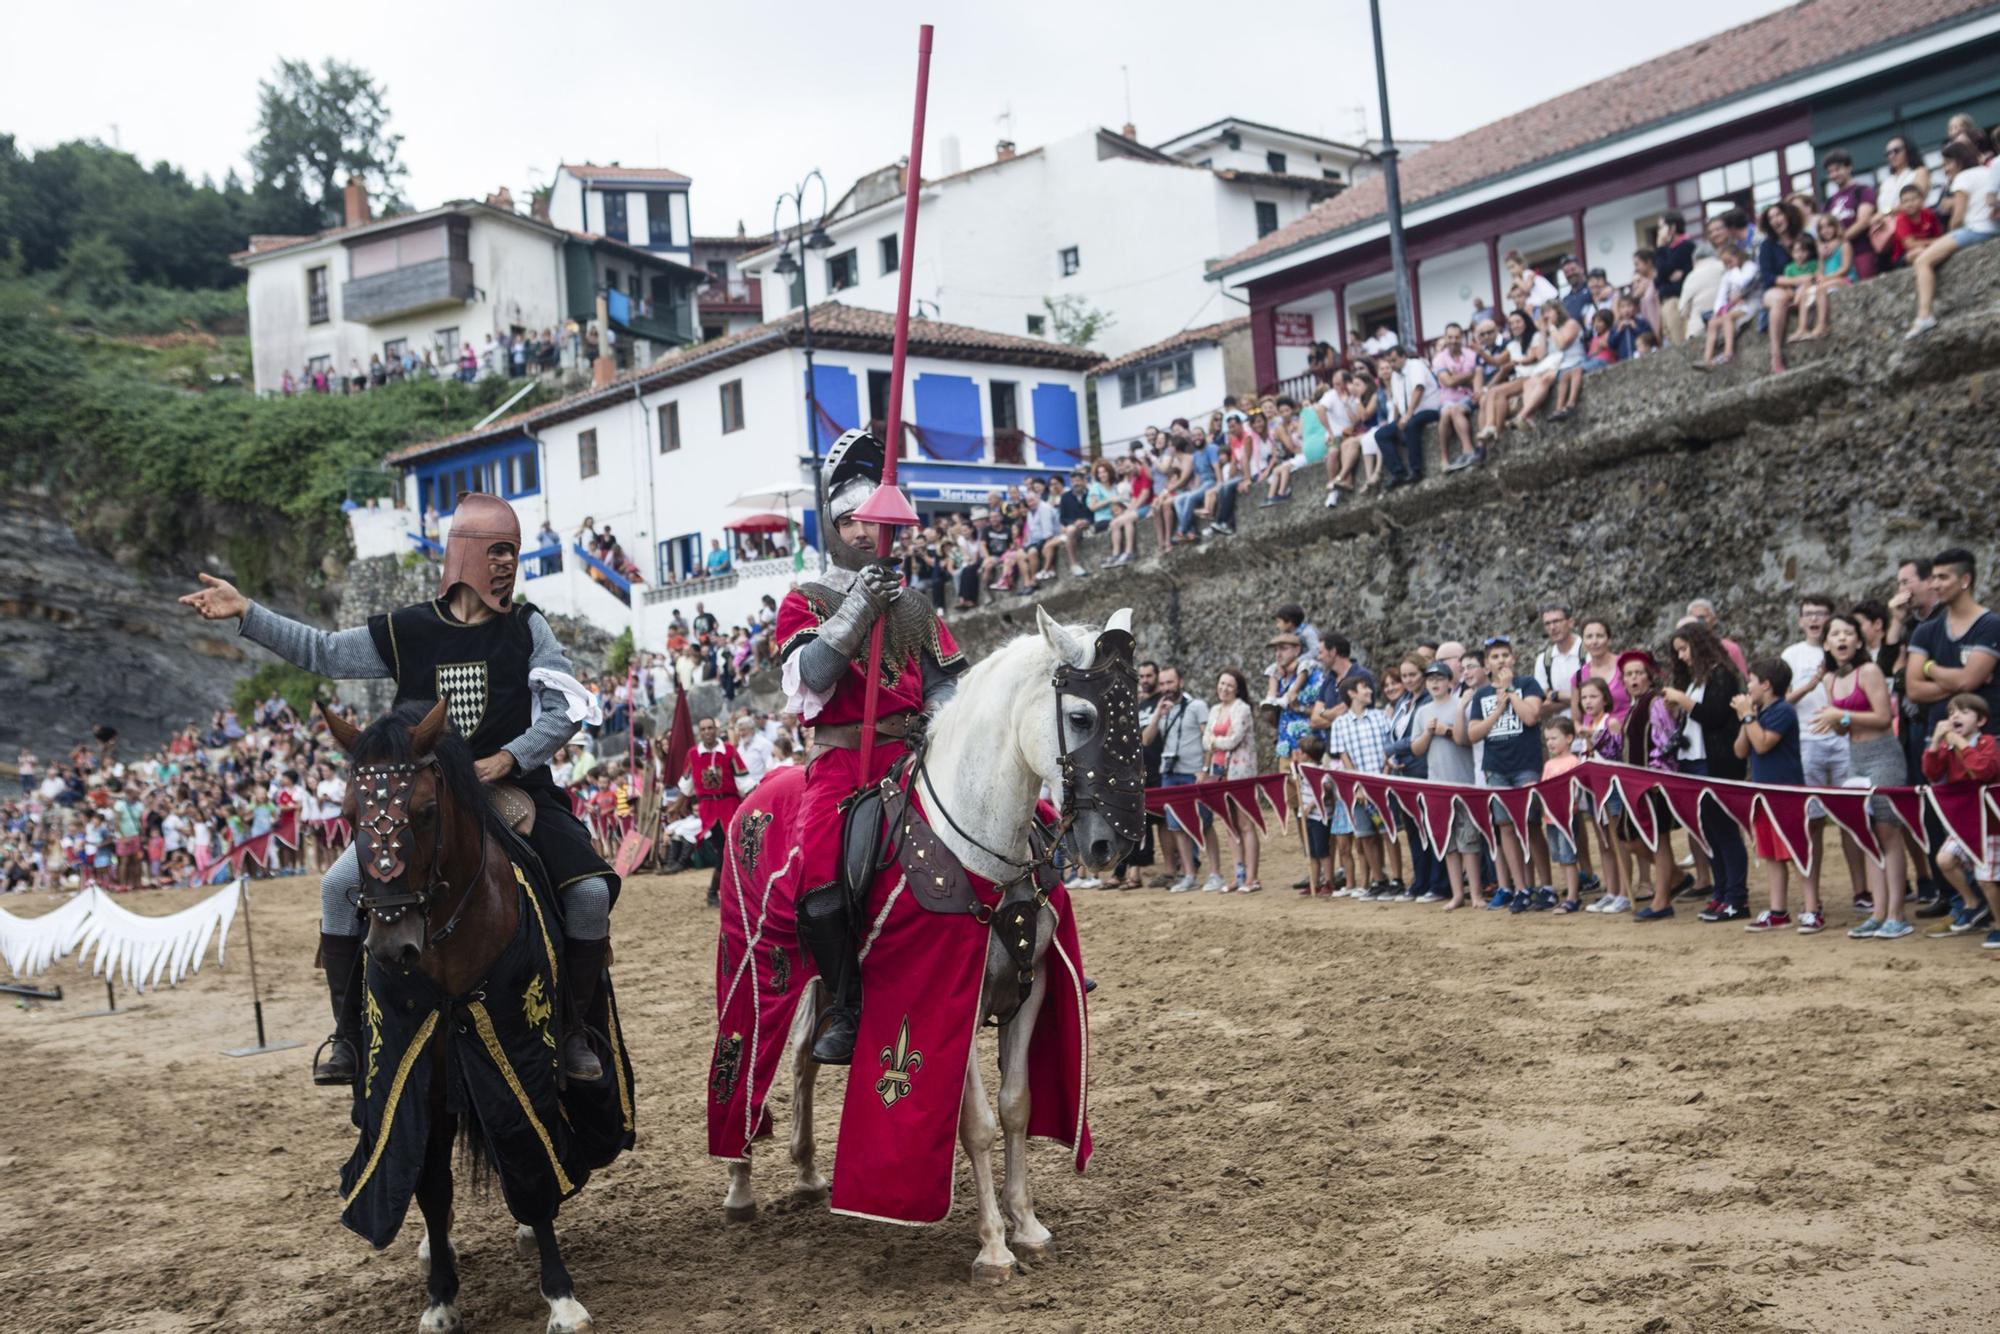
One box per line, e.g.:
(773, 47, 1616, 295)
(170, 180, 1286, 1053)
(1030, 383, 1082, 468)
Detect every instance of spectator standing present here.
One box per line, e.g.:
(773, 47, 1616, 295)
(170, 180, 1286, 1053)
(1665, 623, 1751, 923)
(1201, 669, 1261, 892)
(1459, 638, 1546, 911)
(1924, 695, 2000, 943)
(1652, 212, 1697, 344)
(1532, 602, 1585, 717)
(1733, 659, 1815, 932)
(1144, 666, 1209, 893)
(1619, 651, 1687, 923)
(1811, 614, 1911, 938)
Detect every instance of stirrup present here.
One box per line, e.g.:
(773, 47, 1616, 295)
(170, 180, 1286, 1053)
(313, 1034, 358, 1087)
(810, 1006, 859, 1066)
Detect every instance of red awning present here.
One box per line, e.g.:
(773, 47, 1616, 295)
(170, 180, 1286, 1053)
(723, 512, 792, 534)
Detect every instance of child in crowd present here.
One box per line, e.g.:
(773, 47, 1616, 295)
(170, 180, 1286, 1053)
(1733, 658, 1823, 934)
(1327, 677, 1391, 897)
(1541, 717, 1584, 911)
(1922, 693, 2000, 946)
(1701, 243, 1758, 368)
(1882, 183, 1943, 270)
(1296, 734, 1335, 896)
(1576, 677, 1631, 912)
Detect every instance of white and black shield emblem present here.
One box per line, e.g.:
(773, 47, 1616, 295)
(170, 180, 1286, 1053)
(435, 662, 489, 737)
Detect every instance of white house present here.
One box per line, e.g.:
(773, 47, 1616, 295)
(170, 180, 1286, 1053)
(1090, 316, 1253, 449)
(736, 124, 1365, 358)
(1207, 0, 2000, 392)
(235, 181, 705, 393)
(546, 163, 695, 269)
(690, 229, 766, 342)
(377, 302, 1105, 644)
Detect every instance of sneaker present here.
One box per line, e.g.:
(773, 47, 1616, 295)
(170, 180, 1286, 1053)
(1926, 919, 1963, 939)
(1852, 895, 1874, 914)
(1556, 898, 1581, 914)
(1396, 888, 1418, 903)
(1169, 875, 1196, 893)
(1583, 896, 1606, 913)
(1847, 916, 1882, 939)
(1916, 896, 1958, 919)
(1695, 898, 1723, 921)
(1633, 905, 1675, 921)
(1706, 903, 1748, 923)
(1982, 929, 2000, 950)
(1904, 315, 1938, 340)
(1486, 888, 1514, 911)
(1323, 490, 1341, 509)
(1072, 566, 1093, 579)
(1201, 873, 1226, 893)
(1508, 891, 1530, 914)
(1414, 891, 1446, 903)
(1601, 896, 1632, 915)
(1796, 912, 1827, 935)
(1960, 903, 1994, 932)
(1536, 887, 1560, 911)
(1745, 910, 1791, 932)
(1874, 919, 1914, 940)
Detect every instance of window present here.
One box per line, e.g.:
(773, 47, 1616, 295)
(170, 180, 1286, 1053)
(719, 379, 745, 433)
(433, 326, 458, 359)
(1116, 352, 1196, 408)
(514, 448, 538, 495)
(989, 380, 1019, 431)
(1254, 201, 1279, 238)
(604, 265, 621, 295)
(602, 191, 628, 242)
(705, 259, 728, 281)
(306, 354, 331, 376)
(1026, 314, 1047, 337)
(867, 370, 893, 427)
(646, 193, 675, 248)
(1322, 168, 1340, 181)
(306, 266, 329, 324)
(383, 337, 407, 362)
(1266, 150, 1288, 175)
(827, 249, 858, 291)
(628, 270, 641, 299)
(1058, 246, 1079, 277)
(578, 428, 599, 478)
(879, 235, 899, 274)
(658, 401, 680, 453)
(348, 225, 446, 279)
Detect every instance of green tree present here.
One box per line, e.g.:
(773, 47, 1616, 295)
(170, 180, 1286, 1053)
(250, 58, 408, 229)
(1042, 294, 1115, 348)
(50, 233, 134, 306)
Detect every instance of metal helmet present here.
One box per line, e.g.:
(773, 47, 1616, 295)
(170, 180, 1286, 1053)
(438, 492, 522, 614)
(820, 428, 904, 573)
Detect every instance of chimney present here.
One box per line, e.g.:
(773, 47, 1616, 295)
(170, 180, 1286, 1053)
(530, 190, 551, 223)
(995, 139, 1017, 162)
(342, 175, 371, 228)
(485, 185, 515, 211)
(1121, 122, 1137, 140)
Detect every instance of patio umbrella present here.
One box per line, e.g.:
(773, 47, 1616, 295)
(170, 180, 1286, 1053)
(722, 512, 792, 534)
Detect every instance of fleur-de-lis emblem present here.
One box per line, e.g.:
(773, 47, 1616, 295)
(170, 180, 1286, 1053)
(875, 1015, 923, 1110)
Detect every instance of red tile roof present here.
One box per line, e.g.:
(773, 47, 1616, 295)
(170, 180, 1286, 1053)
(1094, 317, 1251, 376)
(560, 162, 691, 184)
(388, 302, 1104, 464)
(1213, 0, 1997, 276)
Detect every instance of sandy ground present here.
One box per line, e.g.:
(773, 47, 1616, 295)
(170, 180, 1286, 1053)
(5, 845, 2000, 1334)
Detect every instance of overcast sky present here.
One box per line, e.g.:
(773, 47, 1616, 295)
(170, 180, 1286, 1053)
(4, 0, 1795, 237)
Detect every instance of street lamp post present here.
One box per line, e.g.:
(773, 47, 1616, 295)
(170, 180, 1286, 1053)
(772, 171, 834, 571)
(1369, 0, 1417, 350)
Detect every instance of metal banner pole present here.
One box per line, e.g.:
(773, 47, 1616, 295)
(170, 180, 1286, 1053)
(223, 877, 302, 1058)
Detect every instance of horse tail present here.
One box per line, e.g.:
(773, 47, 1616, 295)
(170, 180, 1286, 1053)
(454, 1112, 496, 1199)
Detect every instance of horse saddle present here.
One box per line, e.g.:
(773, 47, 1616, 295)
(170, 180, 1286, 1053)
(487, 782, 536, 835)
(839, 763, 978, 916)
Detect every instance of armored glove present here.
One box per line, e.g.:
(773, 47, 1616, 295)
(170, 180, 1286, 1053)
(817, 561, 901, 658)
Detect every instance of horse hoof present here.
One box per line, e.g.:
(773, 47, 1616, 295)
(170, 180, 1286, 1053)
(789, 1182, 830, 1204)
(724, 1202, 759, 1224)
(516, 1224, 539, 1259)
(546, 1295, 594, 1333)
(1014, 1240, 1052, 1263)
(970, 1260, 1017, 1285)
(418, 1303, 461, 1334)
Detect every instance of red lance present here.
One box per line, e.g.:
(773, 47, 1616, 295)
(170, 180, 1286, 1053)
(853, 23, 934, 787)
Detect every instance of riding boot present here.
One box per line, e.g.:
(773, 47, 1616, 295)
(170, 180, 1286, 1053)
(795, 884, 861, 1066)
(561, 938, 609, 1082)
(706, 860, 722, 910)
(313, 932, 364, 1086)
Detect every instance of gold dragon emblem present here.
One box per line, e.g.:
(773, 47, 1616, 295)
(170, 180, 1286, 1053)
(522, 974, 556, 1051)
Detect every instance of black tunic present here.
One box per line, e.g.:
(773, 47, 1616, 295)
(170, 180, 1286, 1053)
(366, 599, 616, 900)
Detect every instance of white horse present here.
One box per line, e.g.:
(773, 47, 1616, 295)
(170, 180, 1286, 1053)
(722, 606, 1138, 1280)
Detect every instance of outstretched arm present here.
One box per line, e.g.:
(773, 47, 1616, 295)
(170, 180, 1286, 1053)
(182, 574, 389, 678)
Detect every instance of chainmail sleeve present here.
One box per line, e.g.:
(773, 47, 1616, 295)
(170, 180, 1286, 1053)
(501, 612, 584, 773)
(238, 601, 390, 678)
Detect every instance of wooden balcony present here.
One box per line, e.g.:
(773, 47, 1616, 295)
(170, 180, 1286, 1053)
(341, 258, 475, 325)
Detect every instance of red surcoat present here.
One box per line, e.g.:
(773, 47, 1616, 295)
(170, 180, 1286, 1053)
(683, 743, 748, 839)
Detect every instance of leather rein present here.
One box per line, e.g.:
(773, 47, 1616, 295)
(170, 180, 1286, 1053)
(349, 758, 488, 954)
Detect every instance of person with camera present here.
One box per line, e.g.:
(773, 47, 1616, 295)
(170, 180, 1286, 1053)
(1143, 665, 1209, 892)
(1663, 622, 1751, 923)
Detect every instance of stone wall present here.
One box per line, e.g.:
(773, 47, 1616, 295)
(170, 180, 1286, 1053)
(945, 244, 2000, 745)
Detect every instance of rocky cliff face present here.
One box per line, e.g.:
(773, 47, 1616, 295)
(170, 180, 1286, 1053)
(0, 493, 267, 757)
(946, 245, 2000, 751)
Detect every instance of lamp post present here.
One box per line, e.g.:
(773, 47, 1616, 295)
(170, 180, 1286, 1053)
(772, 171, 835, 571)
(1369, 0, 1416, 350)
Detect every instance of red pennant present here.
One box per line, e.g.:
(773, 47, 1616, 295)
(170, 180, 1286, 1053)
(1928, 783, 1989, 856)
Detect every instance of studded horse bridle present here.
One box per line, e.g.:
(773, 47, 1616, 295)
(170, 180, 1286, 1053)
(350, 759, 485, 951)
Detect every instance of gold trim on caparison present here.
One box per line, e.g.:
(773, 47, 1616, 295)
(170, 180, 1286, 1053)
(343, 1009, 440, 1208)
(468, 1000, 575, 1194)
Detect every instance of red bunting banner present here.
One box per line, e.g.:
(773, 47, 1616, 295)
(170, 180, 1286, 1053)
(1266, 761, 2000, 879)
(192, 806, 300, 884)
(1142, 773, 1295, 837)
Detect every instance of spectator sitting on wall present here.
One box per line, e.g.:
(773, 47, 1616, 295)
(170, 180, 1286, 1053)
(1431, 324, 1480, 473)
(1907, 138, 2000, 340)
(1820, 149, 1880, 283)
(1652, 212, 1696, 344)
(1700, 243, 1758, 369)
(1880, 184, 1945, 270)
(1504, 250, 1559, 309)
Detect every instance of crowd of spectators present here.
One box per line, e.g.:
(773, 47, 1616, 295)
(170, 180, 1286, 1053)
(1077, 546, 2000, 950)
(274, 322, 603, 398)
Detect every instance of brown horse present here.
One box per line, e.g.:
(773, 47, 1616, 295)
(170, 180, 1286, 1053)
(326, 699, 596, 1334)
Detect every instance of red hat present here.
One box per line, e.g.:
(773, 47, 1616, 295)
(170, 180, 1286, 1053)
(1615, 649, 1658, 677)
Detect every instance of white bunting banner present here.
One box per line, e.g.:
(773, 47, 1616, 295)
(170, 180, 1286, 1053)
(2, 880, 241, 992)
